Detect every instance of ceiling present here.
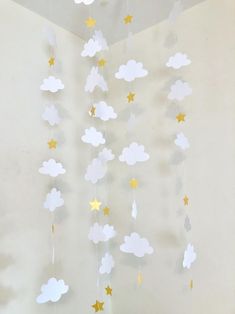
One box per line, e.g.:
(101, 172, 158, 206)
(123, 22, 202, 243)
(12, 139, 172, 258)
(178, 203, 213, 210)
(12, 0, 205, 44)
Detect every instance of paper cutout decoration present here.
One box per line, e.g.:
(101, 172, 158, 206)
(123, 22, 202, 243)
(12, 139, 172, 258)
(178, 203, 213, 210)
(168, 0, 183, 24)
(81, 38, 102, 57)
(98, 59, 107, 67)
(44, 188, 64, 212)
(85, 67, 108, 93)
(81, 127, 106, 147)
(175, 132, 190, 150)
(131, 200, 137, 219)
(42, 105, 61, 126)
(85, 17, 96, 28)
(166, 53, 191, 69)
(39, 159, 66, 177)
(168, 80, 192, 101)
(130, 178, 138, 189)
(105, 286, 112, 296)
(48, 139, 57, 149)
(36, 278, 69, 304)
(127, 92, 135, 103)
(93, 101, 117, 121)
(48, 57, 55, 67)
(90, 198, 102, 211)
(137, 271, 143, 286)
(115, 60, 148, 82)
(99, 253, 114, 274)
(183, 195, 189, 206)
(74, 0, 95, 4)
(124, 15, 133, 24)
(93, 30, 108, 51)
(183, 244, 197, 269)
(184, 216, 191, 232)
(176, 112, 186, 123)
(119, 142, 149, 165)
(40, 76, 64, 93)
(92, 300, 104, 312)
(43, 26, 57, 47)
(120, 232, 154, 257)
(103, 206, 110, 216)
(88, 223, 116, 244)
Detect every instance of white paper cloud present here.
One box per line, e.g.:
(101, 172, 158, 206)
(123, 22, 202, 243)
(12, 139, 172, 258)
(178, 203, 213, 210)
(81, 127, 105, 147)
(39, 159, 66, 177)
(99, 253, 114, 274)
(36, 278, 69, 304)
(120, 232, 154, 258)
(88, 223, 116, 244)
(131, 200, 137, 219)
(168, 80, 192, 101)
(119, 142, 149, 166)
(98, 148, 115, 162)
(166, 52, 191, 69)
(40, 76, 64, 93)
(85, 67, 108, 93)
(74, 0, 95, 4)
(81, 38, 102, 58)
(94, 101, 117, 121)
(183, 243, 197, 269)
(174, 132, 190, 150)
(44, 188, 64, 212)
(43, 26, 57, 47)
(42, 105, 61, 126)
(115, 60, 148, 82)
(93, 30, 108, 51)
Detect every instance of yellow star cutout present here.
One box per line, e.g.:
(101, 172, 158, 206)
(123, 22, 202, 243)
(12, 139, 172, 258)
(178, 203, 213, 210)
(137, 271, 143, 286)
(103, 207, 110, 216)
(130, 178, 138, 189)
(89, 199, 102, 211)
(127, 92, 135, 103)
(98, 58, 107, 67)
(176, 113, 186, 123)
(92, 300, 104, 312)
(105, 286, 112, 296)
(85, 17, 96, 28)
(48, 139, 57, 149)
(183, 195, 189, 206)
(124, 15, 133, 24)
(190, 279, 193, 290)
(89, 106, 96, 117)
(48, 57, 55, 67)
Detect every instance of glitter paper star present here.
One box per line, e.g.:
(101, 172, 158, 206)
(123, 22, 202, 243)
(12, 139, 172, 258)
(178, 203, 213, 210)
(137, 271, 143, 286)
(48, 57, 55, 67)
(127, 92, 135, 103)
(124, 15, 133, 24)
(103, 207, 110, 216)
(183, 195, 189, 206)
(48, 139, 57, 149)
(89, 106, 96, 117)
(98, 59, 107, 67)
(190, 279, 193, 290)
(92, 300, 104, 312)
(105, 286, 112, 296)
(90, 198, 102, 211)
(129, 178, 138, 189)
(85, 17, 96, 28)
(176, 113, 186, 123)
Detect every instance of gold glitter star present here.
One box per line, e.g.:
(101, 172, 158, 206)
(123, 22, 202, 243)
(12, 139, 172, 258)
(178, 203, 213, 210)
(85, 17, 96, 28)
(183, 195, 189, 206)
(92, 300, 104, 312)
(137, 271, 143, 286)
(127, 92, 135, 103)
(190, 279, 193, 290)
(124, 15, 133, 24)
(129, 178, 138, 189)
(89, 199, 102, 211)
(48, 139, 57, 149)
(176, 113, 186, 123)
(98, 58, 107, 67)
(105, 286, 112, 296)
(48, 57, 55, 67)
(89, 106, 96, 117)
(103, 207, 110, 216)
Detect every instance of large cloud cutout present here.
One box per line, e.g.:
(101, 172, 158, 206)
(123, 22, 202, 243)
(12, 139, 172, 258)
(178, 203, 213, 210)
(99, 253, 114, 274)
(166, 52, 191, 69)
(174, 132, 190, 150)
(183, 243, 197, 269)
(88, 223, 116, 244)
(94, 101, 117, 121)
(74, 0, 95, 5)
(36, 277, 69, 304)
(119, 142, 149, 166)
(120, 232, 154, 258)
(39, 159, 66, 177)
(115, 60, 148, 82)
(168, 80, 192, 101)
(40, 76, 64, 93)
(81, 127, 106, 147)
(81, 38, 102, 58)
(44, 188, 64, 212)
(85, 67, 108, 93)
(42, 105, 61, 126)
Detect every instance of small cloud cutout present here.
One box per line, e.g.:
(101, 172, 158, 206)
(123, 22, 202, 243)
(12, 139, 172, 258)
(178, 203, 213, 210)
(43, 26, 56, 47)
(88, 223, 116, 244)
(98, 148, 115, 162)
(166, 52, 191, 69)
(174, 132, 190, 150)
(115, 60, 148, 82)
(119, 142, 150, 166)
(183, 243, 197, 269)
(168, 80, 192, 101)
(39, 159, 66, 177)
(81, 38, 102, 58)
(94, 101, 117, 121)
(85, 67, 108, 93)
(36, 277, 69, 304)
(131, 200, 137, 219)
(43, 188, 64, 212)
(81, 127, 106, 147)
(74, 0, 95, 4)
(40, 76, 64, 93)
(93, 30, 108, 50)
(42, 105, 61, 126)
(99, 253, 114, 274)
(120, 232, 154, 258)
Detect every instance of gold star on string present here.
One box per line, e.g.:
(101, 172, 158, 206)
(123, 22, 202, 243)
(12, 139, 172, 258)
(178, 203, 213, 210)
(176, 113, 186, 123)
(127, 92, 135, 103)
(92, 300, 104, 312)
(137, 271, 143, 286)
(85, 17, 96, 28)
(98, 58, 107, 67)
(48, 139, 57, 149)
(190, 279, 193, 290)
(105, 286, 112, 296)
(124, 15, 133, 24)
(48, 57, 55, 67)
(51, 224, 55, 234)
(89, 106, 96, 117)
(130, 178, 138, 189)
(89, 199, 102, 211)
(183, 195, 189, 206)
(103, 207, 110, 216)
